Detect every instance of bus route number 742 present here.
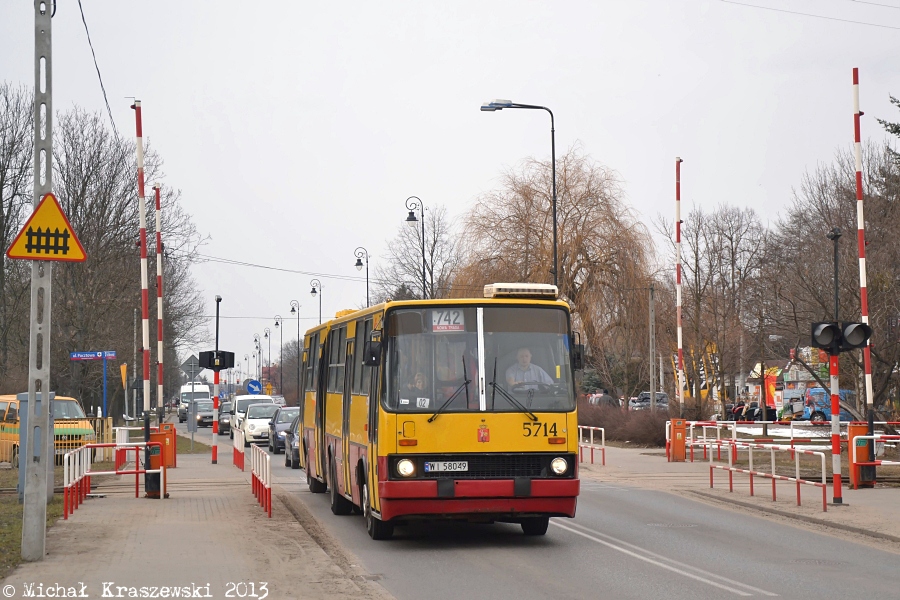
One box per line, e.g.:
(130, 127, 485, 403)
(432, 309, 465, 332)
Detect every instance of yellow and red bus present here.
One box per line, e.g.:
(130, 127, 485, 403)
(299, 283, 582, 540)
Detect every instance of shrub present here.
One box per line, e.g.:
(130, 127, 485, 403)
(577, 400, 669, 447)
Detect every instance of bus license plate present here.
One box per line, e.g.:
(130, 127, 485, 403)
(424, 461, 468, 473)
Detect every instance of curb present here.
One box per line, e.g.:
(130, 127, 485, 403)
(685, 489, 900, 545)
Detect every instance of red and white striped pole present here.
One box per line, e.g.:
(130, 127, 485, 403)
(132, 101, 151, 417)
(829, 352, 843, 503)
(132, 100, 154, 497)
(852, 68, 874, 410)
(154, 184, 164, 425)
(675, 157, 686, 414)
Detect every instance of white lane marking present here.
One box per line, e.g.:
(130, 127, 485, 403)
(552, 521, 779, 597)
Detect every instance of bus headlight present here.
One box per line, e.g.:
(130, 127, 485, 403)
(550, 457, 568, 475)
(396, 459, 415, 477)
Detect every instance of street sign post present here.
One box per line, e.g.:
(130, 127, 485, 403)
(246, 380, 262, 395)
(69, 351, 117, 416)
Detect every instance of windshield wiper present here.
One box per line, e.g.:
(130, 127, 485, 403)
(428, 355, 471, 423)
(487, 378, 539, 422)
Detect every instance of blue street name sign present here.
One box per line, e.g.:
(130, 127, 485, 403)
(70, 351, 116, 361)
(247, 380, 262, 395)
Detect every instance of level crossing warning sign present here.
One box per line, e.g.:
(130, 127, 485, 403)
(6, 192, 86, 262)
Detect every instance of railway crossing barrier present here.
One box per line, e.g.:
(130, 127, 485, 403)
(63, 441, 167, 519)
(578, 425, 605, 465)
(250, 444, 271, 517)
(233, 428, 245, 471)
(706, 440, 828, 512)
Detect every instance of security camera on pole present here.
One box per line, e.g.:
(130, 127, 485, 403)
(810, 227, 873, 504)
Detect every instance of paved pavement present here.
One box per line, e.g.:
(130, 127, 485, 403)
(3, 432, 900, 600)
(2, 448, 392, 600)
(578, 444, 900, 546)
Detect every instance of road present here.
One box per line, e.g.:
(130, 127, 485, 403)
(189, 422, 900, 600)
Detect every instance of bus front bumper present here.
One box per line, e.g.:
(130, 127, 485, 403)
(377, 478, 579, 521)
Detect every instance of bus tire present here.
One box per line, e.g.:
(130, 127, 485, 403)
(521, 516, 550, 536)
(307, 465, 327, 494)
(329, 459, 353, 516)
(363, 480, 393, 540)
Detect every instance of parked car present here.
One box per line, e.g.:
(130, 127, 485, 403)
(268, 406, 300, 454)
(588, 392, 620, 408)
(800, 387, 855, 422)
(218, 401, 233, 434)
(240, 403, 280, 447)
(631, 391, 670, 411)
(229, 394, 275, 439)
(283, 415, 301, 469)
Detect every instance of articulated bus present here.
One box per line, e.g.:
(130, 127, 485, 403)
(299, 283, 583, 540)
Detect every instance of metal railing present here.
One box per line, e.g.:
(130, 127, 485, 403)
(63, 442, 167, 519)
(578, 425, 606, 465)
(250, 443, 271, 517)
(850, 434, 900, 489)
(706, 440, 828, 512)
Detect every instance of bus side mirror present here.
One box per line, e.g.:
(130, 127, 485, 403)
(363, 341, 382, 366)
(572, 344, 585, 371)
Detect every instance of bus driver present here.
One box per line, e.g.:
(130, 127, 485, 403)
(506, 347, 554, 387)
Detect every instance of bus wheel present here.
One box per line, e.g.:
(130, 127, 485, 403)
(329, 459, 353, 516)
(521, 516, 550, 536)
(363, 481, 393, 540)
(307, 465, 327, 494)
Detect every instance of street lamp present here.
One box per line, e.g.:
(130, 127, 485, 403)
(310, 279, 322, 324)
(290, 300, 301, 405)
(274, 315, 283, 395)
(481, 99, 558, 288)
(243, 354, 249, 384)
(264, 327, 271, 389)
(354, 247, 370, 307)
(404, 196, 427, 299)
(253, 334, 261, 380)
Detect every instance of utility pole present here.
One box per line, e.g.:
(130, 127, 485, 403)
(22, 0, 55, 562)
(133, 307, 138, 420)
(649, 285, 656, 412)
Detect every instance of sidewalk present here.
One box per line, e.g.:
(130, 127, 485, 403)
(579, 445, 900, 546)
(2, 452, 392, 600)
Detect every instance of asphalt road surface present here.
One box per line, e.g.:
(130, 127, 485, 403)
(197, 425, 900, 600)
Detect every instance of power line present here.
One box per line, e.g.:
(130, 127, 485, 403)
(721, 0, 900, 29)
(77, 0, 120, 137)
(848, 0, 900, 9)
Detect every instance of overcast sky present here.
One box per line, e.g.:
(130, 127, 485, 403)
(1, 1, 897, 383)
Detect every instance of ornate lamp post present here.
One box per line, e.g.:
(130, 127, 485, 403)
(290, 300, 301, 405)
(263, 327, 271, 389)
(404, 196, 427, 299)
(310, 279, 322, 324)
(354, 247, 370, 307)
(274, 315, 283, 395)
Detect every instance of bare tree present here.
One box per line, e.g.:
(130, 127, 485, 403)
(457, 146, 653, 397)
(372, 204, 461, 301)
(0, 83, 33, 385)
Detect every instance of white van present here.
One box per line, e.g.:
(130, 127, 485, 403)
(178, 383, 211, 422)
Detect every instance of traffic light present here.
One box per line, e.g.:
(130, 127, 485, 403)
(810, 321, 872, 353)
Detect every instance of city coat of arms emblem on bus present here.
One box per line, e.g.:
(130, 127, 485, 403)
(478, 425, 490, 443)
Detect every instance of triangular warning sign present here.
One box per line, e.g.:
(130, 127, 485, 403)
(6, 193, 86, 262)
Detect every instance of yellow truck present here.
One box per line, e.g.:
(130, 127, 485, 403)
(0, 394, 97, 467)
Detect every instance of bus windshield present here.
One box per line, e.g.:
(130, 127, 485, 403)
(384, 306, 575, 414)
